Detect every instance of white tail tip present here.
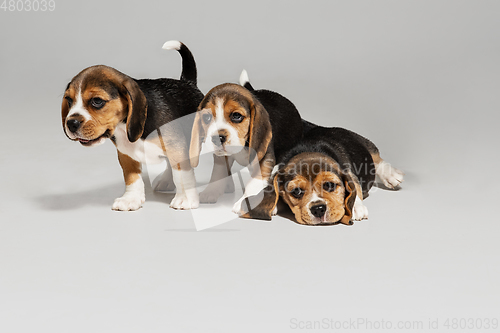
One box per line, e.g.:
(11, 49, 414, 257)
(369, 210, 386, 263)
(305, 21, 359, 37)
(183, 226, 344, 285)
(239, 69, 249, 86)
(162, 40, 182, 50)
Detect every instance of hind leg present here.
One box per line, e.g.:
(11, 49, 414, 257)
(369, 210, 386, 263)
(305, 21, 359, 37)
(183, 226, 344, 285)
(372, 154, 404, 189)
(200, 155, 234, 203)
(225, 174, 235, 193)
(224, 156, 235, 193)
(152, 159, 176, 192)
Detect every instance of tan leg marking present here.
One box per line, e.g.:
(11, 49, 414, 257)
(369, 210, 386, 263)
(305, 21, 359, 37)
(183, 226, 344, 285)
(118, 151, 142, 185)
(113, 150, 145, 211)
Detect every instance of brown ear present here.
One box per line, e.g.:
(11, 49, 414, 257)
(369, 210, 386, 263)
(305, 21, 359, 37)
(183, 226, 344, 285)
(61, 91, 70, 135)
(248, 98, 272, 161)
(339, 173, 357, 225)
(241, 174, 280, 220)
(122, 78, 147, 142)
(189, 109, 207, 168)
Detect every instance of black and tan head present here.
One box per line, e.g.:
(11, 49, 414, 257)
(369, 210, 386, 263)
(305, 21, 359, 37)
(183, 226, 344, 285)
(61, 65, 147, 147)
(189, 83, 272, 167)
(246, 152, 357, 225)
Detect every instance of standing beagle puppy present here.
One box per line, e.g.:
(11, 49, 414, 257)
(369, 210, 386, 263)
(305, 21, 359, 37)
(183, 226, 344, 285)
(61, 41, 203, 211)
(245, 121, 404, 224)
(189, 70, 303, 215)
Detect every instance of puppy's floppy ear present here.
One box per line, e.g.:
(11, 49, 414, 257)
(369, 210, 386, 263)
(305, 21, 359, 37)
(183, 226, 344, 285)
(189, 108, 209, 168)
(339, 172, 357, 225)
(248, 97, 272, 161)
(122, 78, 147, 142)
(61, 87, 70, 134)
(241, 173, 280, 221)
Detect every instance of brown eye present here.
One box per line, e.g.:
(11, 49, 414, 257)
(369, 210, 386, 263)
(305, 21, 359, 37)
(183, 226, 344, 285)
(202, 113, 212, 124)
(291, 187, 305, 199)
(65, 96, 73, 108)
(230, 112, 244, 123)
(323, 182, 337, 192)
(90, 97, 106, 109)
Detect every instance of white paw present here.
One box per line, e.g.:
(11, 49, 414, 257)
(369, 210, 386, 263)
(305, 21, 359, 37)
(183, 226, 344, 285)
(272, 205, 278, 216)
(112, 194, 145, 211)
(376, 161, 404, 189)
(232, 198, 244, 216)
(152, 172, 176, 192)
(170, 190, 199, 210)
(199, 186, 224, 204)
(351, 197, 368, 221)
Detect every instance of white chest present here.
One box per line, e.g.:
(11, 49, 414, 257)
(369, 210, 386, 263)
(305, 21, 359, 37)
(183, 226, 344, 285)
(114, 123, 165, 164)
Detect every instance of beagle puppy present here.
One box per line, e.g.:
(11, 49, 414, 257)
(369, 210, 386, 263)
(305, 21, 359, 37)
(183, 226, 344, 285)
(189, 70, 303, 215)
(246, 121, 404, 224)
(61, 41, 203, 211)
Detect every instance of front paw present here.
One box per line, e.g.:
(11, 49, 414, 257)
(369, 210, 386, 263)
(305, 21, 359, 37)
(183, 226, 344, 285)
(351, 199, 369, 221)
(112, 194, 145, 211)
(170, 190, 199, 210)
(232, 198, 245, 216)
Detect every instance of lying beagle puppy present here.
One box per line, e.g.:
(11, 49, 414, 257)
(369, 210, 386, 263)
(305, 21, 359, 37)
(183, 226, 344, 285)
(61, 41, 203, 211)
(189, 70, 303, 215)
(246, 121, 404, 224)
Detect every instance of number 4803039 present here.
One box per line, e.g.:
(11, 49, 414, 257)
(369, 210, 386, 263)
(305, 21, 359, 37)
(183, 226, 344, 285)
(1, 0, 56, 11)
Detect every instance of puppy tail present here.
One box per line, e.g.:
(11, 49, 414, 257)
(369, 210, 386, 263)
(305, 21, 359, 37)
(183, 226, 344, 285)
(239, 69, 255, 91)
(162, 40, 198, 85)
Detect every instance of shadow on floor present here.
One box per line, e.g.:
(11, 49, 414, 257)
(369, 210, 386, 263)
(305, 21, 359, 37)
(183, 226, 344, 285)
(34, 182, 175, 211)
(164, 228, 240, 232)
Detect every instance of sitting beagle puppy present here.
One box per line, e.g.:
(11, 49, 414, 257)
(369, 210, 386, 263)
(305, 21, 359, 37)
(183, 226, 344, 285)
(61, 41, 203, 211)
(246, 121, 404, 224)
(189, 70, 303, 215)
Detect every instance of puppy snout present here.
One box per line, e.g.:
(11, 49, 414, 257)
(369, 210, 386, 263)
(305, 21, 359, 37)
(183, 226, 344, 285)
(211, 134, 227, 146)
(310, 204, 327, 218)
(67, 119, 82, 133)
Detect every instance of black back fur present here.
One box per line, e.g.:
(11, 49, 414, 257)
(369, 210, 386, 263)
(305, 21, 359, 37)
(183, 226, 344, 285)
(279, 122, 378, 197)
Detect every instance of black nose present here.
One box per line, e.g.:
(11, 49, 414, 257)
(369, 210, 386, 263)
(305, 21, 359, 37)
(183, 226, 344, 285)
(67, 119, 81, 133)
(310, 204, 327, 218)
(212, 135, 226, 146)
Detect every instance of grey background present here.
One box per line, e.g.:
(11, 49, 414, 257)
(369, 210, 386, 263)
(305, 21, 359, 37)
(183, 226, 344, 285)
(1, 0, 499, 332)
